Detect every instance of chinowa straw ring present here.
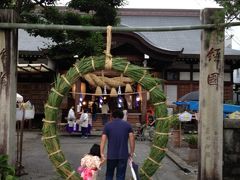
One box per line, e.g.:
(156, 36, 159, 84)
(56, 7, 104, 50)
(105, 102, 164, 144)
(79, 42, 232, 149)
(42, 27, 174, 180)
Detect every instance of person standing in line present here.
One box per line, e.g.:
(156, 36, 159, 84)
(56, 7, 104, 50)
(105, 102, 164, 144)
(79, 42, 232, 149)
(77, 144, 103, 180)
(68, 106, 76, 120)
(67, 106, 76, 133)
(101, 101, 109, 125)
(92, 101, 98, 121)
(100, 109, 135, 180)
(80, 109, 89, 138)
(87, 112, 92, 136)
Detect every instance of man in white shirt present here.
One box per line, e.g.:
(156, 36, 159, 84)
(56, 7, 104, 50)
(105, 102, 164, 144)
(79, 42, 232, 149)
(80, 109, 89, 138)
(68, 106, 76, 121)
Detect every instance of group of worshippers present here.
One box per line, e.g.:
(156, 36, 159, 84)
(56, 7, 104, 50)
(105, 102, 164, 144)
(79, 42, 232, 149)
(66, 106, 92, 137)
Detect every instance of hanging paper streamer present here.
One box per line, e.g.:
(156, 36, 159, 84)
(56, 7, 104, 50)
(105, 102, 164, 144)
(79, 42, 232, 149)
(118, 86, 122, 95)
(103, 85, 107, 95)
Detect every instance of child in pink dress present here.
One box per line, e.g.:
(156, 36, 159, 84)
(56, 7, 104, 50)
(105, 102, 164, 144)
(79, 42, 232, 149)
(77, 144, 102, 180)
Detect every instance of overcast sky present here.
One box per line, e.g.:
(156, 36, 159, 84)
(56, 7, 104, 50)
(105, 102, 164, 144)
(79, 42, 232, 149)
(57, 0, 240, 50)
(58, 0, 220, 8)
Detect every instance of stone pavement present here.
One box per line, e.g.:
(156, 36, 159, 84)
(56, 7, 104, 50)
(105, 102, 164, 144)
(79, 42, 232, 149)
(18, 131, 197, 180)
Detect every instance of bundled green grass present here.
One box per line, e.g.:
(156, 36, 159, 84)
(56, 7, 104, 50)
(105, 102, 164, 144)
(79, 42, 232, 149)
(42, 56, 174, 180)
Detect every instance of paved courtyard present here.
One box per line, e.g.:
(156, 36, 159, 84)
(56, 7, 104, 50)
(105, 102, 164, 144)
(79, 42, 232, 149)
(19, 131, 197, 180)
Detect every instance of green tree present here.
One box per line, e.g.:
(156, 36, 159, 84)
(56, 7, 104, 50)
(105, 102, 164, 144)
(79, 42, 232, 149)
(0, 0, 126, 62)
(215, 0, 240, 21)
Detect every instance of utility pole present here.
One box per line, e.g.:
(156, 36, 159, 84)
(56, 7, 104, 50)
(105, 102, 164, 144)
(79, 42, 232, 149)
(199, 8, 224, 180)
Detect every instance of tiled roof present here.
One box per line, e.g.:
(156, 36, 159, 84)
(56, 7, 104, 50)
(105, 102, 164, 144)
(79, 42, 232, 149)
(18, 8, 240, 56)
(119, 9, 240, 56)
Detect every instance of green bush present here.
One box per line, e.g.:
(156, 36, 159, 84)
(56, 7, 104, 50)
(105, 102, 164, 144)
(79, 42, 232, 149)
(170, 115, 180, 130)
(0, 155, 17, 180)
(184, 134, 198, 145)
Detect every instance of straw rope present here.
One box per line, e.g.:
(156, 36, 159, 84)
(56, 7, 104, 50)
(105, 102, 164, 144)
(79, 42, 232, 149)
(49, 149, 62, 157)
(66, 170, 76, 180)
(123, 62, 130, 74)
(42, 119, 56, 124)
(148, 157, 160, 166)
(149, 85, 158, 92)
(91, 57, 96, 70)
(155, 132, 171, 136)
(69, 91, 143, 95)
(45, 104, 58, 110)
(152, 144, 167, 152)
(73, 64, 82, 77)
(51, 88, 64, 97)
(153, 102, 166, 106)
(57, 160, 68, 169)
(41, 135, 57, 140)
(104, 26, 113, 70)
(156, 115, 173, 120)
(61, 75, 71, 87)
(140, 168, 152, 179)
(139, 73, 146, 83)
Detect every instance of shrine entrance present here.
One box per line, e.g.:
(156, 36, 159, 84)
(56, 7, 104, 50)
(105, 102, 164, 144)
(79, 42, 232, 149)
(0, 8, 227, 180)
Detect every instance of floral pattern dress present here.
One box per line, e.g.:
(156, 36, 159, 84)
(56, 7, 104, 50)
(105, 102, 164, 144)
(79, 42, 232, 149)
(77, 154, 101, 180)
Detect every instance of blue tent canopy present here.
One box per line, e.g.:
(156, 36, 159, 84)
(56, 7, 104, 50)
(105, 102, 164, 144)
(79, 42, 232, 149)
(174, 101, 240, 117)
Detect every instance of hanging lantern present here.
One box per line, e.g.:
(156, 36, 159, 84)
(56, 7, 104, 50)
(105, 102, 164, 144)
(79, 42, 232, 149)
(79, 93, 83, 107)
(117, 95, 123, 108)
(110, 87, 118, 97)
(71, 83, 76, 99)
(99, 96, 103, 108)
(95, 86, 102, 96)
(136, 93, 140, 102)
(125, 83, 133, 93)
(79, 93, 83, 103)
(135, 92, 140, 107)
(137, 84, 142, 100)
(118, 103, 122, 108)
(80, 82, 86, 99)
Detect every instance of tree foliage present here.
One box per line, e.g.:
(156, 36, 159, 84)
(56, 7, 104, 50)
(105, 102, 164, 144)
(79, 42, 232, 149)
(0, 0, 126, 62)
(215, 0, 240, 21)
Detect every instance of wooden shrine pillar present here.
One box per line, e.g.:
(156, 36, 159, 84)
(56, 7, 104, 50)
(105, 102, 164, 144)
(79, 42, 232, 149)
(75, 79, 81, 115)
(0, 10, 18, 164)
(141, 90, 147, 123)
(198, 8, 224, 180)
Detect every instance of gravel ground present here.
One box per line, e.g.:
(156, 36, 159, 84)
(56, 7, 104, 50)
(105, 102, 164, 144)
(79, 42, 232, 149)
(19, 131, 197, 180)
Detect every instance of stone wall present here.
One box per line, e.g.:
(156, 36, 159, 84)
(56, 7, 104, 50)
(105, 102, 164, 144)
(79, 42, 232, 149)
(223, 119, 240, 179)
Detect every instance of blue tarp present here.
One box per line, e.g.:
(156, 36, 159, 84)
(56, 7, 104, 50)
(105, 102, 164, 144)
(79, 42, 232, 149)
(174, 101, 240, 117)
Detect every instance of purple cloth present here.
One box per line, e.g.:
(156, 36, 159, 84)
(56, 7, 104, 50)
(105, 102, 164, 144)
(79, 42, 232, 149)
(66, 125, 73, 133)
(87, 124, 92, 135)
(81, 127, 88, 136)
(73, 124, 80, 132)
